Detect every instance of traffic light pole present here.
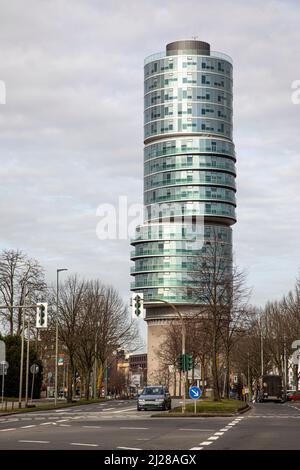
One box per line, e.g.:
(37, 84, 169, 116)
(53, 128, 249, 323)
(25, 314, 30, 407)
(151, 299, 186, 413)
(55, 268, 68, 406)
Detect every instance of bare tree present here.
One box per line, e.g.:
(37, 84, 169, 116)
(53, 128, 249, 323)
(0, 249, 46, 335)
(57, 275, 87, 401)
(190, 228, 250, 400)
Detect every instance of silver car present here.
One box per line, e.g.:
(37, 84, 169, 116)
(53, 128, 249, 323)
(137, 386, 171, 411)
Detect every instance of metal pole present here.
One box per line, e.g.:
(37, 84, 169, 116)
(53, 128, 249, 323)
(1, 366, 4, 403)
(31, 369, 35, 402)
(55, 268, 68, 407)
(93, 339, 97, 399)
(25, 315, 30, 407)
(283, 337, 287, 398)
(18, 283, 26, 408)
(182, 318, 186, 414)
(260, 318, 264, 376)
(104, 359, 108, 397)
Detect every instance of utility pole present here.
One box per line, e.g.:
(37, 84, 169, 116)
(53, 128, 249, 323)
(18, 283, 26, 408)
(55, 268, 68, 407)
(25, 313, 30, 407)
(283, 336, 287, 399)
(260, 317, 264, 377)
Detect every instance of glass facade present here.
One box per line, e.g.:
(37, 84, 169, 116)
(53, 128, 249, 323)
(131, 40, 236, 306)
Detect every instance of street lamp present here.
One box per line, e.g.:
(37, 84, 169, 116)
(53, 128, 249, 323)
(55, 268, 68, 407)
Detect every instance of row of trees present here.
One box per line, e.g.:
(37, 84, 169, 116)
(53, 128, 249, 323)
(233, 280, 300, 392)
(0, 249, 141, 401)
(156, 230, 300, 400)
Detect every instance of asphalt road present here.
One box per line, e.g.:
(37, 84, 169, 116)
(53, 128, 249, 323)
(0, 399, 299, 450)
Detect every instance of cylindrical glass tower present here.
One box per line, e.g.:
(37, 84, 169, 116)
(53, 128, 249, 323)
(130, 40, 236, 381)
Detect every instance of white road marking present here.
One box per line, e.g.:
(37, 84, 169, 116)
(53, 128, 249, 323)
(112, 407, 136, 414)
(83, 426, 102, 429)
(214, 432, 224, 436)
(199, 441, 213, 446)
(57, 419, 69, 423)
(102, 407, 115, 411)
(190, 447, 203, 450)
(21, 425, 36, 429)
(70, 442, 99, 447)
(208, 436, 219, 441)
(40, 422, 53, 426)
(0, 428, 16, 432)
(120, 427, 149, 430)
(19, 440, 49, 444)
(59, 424, 71, 427)
(117, 446, 141, 450)
(220, 428, 229, 431)
(179, 428, 215, 432)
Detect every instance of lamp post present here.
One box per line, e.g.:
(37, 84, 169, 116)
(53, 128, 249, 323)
(55, 268, 68, 407)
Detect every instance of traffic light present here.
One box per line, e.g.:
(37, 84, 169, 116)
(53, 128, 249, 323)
(36, 303, 48, 328)
(176, 354, 193, 372)
(176, 354, 184, 371)
(186, 354, 193, 371)
(131, 293, 144, 318)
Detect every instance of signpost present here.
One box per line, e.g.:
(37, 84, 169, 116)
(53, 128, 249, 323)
(189, 385, 202, 415)
(0, 340, 5, 363)
(0, 361, 9, 404)
(30, 363, 39, 402)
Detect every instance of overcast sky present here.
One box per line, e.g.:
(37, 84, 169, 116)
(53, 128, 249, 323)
(0, 0, 300, 334)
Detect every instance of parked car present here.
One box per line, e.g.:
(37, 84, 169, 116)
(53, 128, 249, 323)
(229, 389, 239, 400)
(137, 385, 171, 411)
(286, 390, 295, 401)
(289, 391, 300, 401)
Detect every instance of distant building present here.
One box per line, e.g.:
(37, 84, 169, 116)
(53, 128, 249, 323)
(129, 353, 147, 387)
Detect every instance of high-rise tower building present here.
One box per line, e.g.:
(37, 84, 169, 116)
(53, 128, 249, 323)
(131, 40, 236, 384)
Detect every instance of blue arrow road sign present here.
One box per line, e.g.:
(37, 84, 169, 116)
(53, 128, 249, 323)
(189, 386, 202, 400)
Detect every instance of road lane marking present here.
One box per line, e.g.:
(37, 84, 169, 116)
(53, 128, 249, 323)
(117, 446, 141, 450)
(112, 407, 136, 414)
(19, 440, 49, 444)
(21, 425, 36, 429)
(102, 407, 115, 411)
(199, 441, 213, 446)
(179, 428, 215, 432)
(208, 436, 219, 441)
(220, 428, 229, 431)
(83, 426, 102, 429)
(57, 419, 69, 423)
(70, 442, 99, 447)
(190, 447, 203, 450)
(120, 427, 149, 430)
(0, 428, 16, 432)
(59, 424, 71, 427)
(214, 432, 224, 436)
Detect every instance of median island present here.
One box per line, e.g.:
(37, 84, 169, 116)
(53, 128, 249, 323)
(155, 399, 250, 417)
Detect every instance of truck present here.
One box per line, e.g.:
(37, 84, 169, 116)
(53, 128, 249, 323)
(258, 375, 284, 402)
